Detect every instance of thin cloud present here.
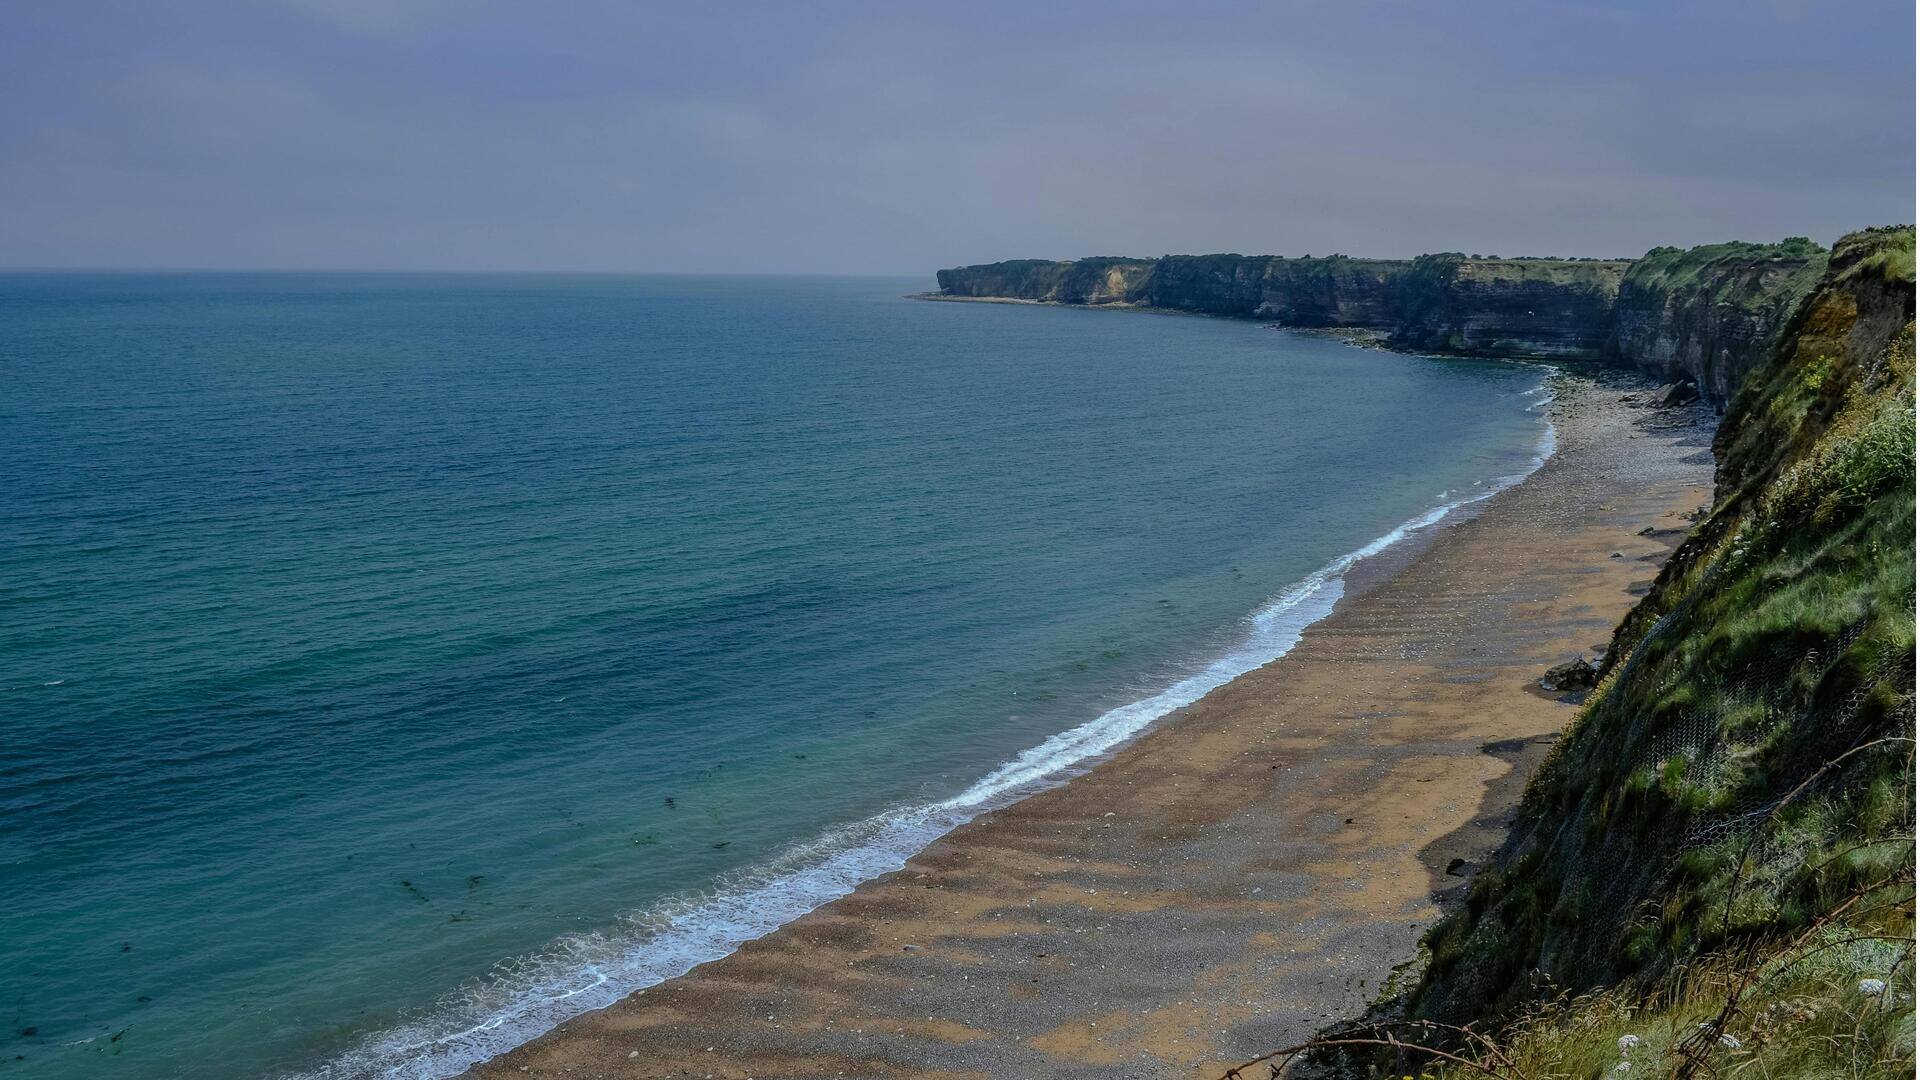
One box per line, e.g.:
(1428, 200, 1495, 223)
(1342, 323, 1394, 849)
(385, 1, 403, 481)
(0, 1, 1910, 272)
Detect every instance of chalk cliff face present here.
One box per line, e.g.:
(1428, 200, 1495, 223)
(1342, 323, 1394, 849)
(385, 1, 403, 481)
(1604, 239, 1830, 406)
(934, 238, 1852, 404)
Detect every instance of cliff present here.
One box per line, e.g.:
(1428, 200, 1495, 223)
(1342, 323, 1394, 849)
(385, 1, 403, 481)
(933, 257, 1153, 304)
(1387, 254, 1628, 359)
(935, 239, 1839, 405)
(935, 252, 1629, 358)
(1605, 238, 1830, 406)
(1129, 254, 1407, 325)
(1388, 225, 1915, 1077)
(935, 253, 1406, 324)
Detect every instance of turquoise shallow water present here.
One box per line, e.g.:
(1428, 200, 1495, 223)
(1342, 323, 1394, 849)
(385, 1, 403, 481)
(1, 274, 1549, 1079)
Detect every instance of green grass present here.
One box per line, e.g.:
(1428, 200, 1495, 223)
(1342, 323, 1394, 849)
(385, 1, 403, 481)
(1427, 936, 1915, 1080)
(1837, 226, 1917, 287)
(1460, 258, 1634, 286)
(1392, 229, 1916, 1071)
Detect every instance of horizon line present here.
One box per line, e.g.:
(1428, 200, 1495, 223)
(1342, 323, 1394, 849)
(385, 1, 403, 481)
(0, 265, 939, 278)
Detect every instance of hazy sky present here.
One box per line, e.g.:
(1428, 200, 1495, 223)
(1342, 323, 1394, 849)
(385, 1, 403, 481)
(1, 1, 1912, 274)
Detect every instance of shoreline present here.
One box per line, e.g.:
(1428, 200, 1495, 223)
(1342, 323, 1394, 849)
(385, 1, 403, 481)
(463, 376, 1715, 1079)
(312, 366, 1560, 1080)
(908, 292, 1234, 321)
(911, 293, 1634, 370)
(320, 398, 1558, 1080)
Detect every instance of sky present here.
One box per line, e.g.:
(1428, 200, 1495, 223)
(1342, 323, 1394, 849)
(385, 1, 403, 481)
(0, 1, 1912, 274)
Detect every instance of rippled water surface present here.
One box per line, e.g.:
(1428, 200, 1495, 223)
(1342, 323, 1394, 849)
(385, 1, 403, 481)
(0, 274, 1549, 1078)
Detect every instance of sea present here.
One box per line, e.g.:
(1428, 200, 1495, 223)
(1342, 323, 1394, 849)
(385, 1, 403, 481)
(0, 273, 1553, 1079)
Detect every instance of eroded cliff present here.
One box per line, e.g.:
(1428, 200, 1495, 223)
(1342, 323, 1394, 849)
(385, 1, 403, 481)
(935, 238, 1842, 404)
(1387, 255, 1628, 359)
(1605, 238, 1830, 406)
(933, 257, 1152, 304)
(935, 251, 1628, 358)
(1130, 254, 1407, 325)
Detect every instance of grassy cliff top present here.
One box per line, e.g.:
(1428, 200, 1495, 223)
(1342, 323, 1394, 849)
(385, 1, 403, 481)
(1833, 224, 1917, 286)
(938, 255, 1152, 274)
(1622, 236, 1831, 300)
(1456, 257, 1634, 286)
(943, 252, 1636, 277)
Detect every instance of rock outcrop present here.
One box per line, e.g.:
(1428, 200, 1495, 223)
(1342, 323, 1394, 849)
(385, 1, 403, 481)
(1539, 656, 1598, 692)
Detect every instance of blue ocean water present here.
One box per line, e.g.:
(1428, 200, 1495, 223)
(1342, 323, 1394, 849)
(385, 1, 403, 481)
(0, 273, 1551, 1079)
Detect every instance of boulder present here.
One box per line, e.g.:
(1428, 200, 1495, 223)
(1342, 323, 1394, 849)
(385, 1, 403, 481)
(1652, 380, 1701, 408)
(1541, 656, 1598, 692)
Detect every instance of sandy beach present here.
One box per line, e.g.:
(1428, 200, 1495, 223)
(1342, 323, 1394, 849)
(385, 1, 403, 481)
(468, 374, 1716, 1080)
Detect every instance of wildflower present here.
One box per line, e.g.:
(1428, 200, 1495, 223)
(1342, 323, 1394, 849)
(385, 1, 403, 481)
(1859, 978, 1888, 996)
(1617, 1034, 1641, 1052)
(1614, 1062, 1631, 1073)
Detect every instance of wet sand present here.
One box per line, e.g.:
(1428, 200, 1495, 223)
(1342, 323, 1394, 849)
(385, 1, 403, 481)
(468, 376, 1716, 1080)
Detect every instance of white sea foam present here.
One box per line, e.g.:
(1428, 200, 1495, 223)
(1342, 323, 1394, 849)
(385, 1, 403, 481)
(293, 379, 1559, 1080)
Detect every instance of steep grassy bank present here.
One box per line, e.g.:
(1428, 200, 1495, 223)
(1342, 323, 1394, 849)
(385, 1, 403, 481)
(1313, 225, 1916, 1080)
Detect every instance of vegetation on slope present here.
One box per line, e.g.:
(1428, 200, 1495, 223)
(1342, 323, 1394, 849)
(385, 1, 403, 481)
(1405, 225, 1915, 1077)
(1222, 227, 1915, 1080)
